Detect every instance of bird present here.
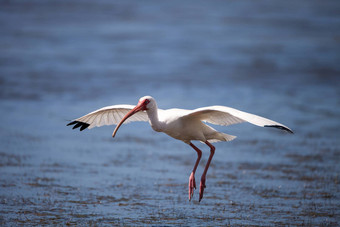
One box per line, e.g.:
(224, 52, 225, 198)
(67, 95, 293, 202)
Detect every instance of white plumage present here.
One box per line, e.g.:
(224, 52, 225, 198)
(67, 95, 293, 202)
(74, 105, 148, 129)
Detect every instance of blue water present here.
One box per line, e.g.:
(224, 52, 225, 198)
(0, 0, 339, 225)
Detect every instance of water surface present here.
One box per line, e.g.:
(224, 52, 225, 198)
(0, 0, 339, 225)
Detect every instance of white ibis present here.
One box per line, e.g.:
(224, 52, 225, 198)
(67, 96, 293, 202)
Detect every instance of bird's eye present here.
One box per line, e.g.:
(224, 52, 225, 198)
(145, 99, 150, 104)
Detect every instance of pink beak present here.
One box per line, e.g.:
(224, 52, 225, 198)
(112, 100, 147, 138)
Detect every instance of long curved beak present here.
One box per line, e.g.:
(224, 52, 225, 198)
(112, 101, 146, 138)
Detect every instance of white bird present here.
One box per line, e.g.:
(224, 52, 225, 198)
(67, 95, 293, 202)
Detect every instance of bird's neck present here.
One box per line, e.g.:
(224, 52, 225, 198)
(146, 106, 163, 132)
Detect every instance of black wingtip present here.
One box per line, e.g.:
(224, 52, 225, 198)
(67, 121, 90, 131)
(264, 125, 294, 134)
(80, 123, 90, 131)
(67, 121, 77, 126)
(72, 122, 83, 129)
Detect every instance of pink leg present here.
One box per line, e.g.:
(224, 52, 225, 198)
(199, 141, 215, 202)
(188, 142, 202, 201)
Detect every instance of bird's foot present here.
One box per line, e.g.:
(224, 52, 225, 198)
(188, 172, 196, 201)
(199, 176, 206, 202)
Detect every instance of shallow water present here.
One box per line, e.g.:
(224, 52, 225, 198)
(0, 0, 339, 225)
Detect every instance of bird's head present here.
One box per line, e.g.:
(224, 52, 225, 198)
(138, 95, 156, 110)
(112, 96, 155, 137)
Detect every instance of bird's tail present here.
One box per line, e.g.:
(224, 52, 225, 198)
(207, 132, 237, 143)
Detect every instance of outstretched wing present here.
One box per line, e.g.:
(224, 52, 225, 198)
(182, 106, 293, 133)
(67, 105, 149, 131)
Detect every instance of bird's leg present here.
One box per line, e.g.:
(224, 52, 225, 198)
(199, 141, 215, 202)
(188, 142, 202, 201)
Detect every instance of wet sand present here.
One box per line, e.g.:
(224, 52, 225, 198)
(0, 0, 339, 225)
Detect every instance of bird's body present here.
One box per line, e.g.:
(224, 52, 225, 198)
(68, 96, 293, 201)
(155, 108, 235, 143)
